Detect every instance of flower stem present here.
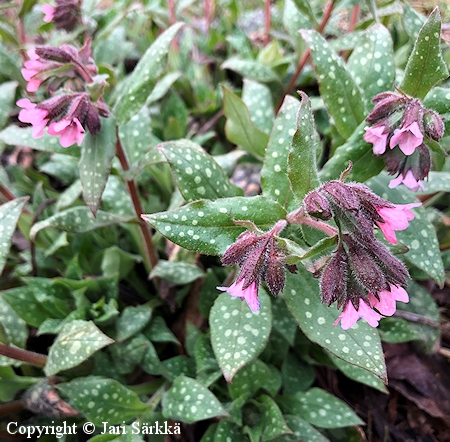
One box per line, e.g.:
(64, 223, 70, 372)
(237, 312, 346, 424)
(115, 135, 159, 271)
(264, 0, 271, 46)
(0, 343, 47, 368)
(286, 207, 338, 237)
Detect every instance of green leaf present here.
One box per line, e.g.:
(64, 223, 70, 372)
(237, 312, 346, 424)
(347, 25, 395, 105)
(147, 71, 182, 104)
(145, 316, 179, 345)
(300, 30, 366, 138)
(114, 23, 184, 125)
(278, 388, 364, 428)
(0, 43, 23, 83)
(259, 394, 292, 441)
(210, 290, 272, 382)
(261, 95, 300, 209)
(0, 197, 28, 275)
(56, 180, 83, 211)
(272, 415, 328, 442)
(210, 421, 248, 442)
(222, 85, 269, 158)
(30, 207, 133, 241)
(287, 91, 321, 202)
(45, 320, 114, 376)
(242, 79, 275, 134)
(221, 58, 279, 83)
(157, 139, 242, 201)
(142, 196, 286, 256)
(150, 260, 204, 285)
(116, 305, 152, 343)
(272, 297, 298, 346)
(0, 81, 17, 130)
(283, 269, 387, 381)
(0, 125, 81, 156)
(402, 3, 426, 40)
(194, 335, 218, 373)
(416, 171, 450, 194)
(327, 352, 387, 393)
(0, 297, 28, 348)
(399, 7, 449, 99)
(366, 173, 444, 285)
(320, 122, 384, 182)
(162, 376, 227, 423)
(79, 117, 117, 216)
(57, 376, 149, 425)
(281, 352, 315, 394)
(292, 0, 317, 26)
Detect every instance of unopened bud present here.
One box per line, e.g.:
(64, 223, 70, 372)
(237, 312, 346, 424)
(320, 246, 347, 306)
(366, 93, 407, 126)
(35, 46, 74, 63)
(423, 109, 444, 141)
(304, 191, 332, 220)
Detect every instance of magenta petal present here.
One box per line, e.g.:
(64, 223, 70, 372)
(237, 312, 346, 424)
(370, 290, 396, 316)
(217, 280, 260, 312)
(42, 4, 55, 22)
(335, 299, 383, 330)
(402, 170, 422, 191)
(390, 284, 409, 303)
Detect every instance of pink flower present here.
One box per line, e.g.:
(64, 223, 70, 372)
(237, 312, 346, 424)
(364, 125, 389, 155)
(42, 4, 55, 22)
(389, 122, 423, 155)
(217, 280, 260, 312)
(16, 98, 49, 138)
(21, 49, 47, 92)
(368, 285, 409, 316)
(389, 170, 424, 192)
(334, 298, 383, 330)
(375, 202, 421, 244)
(47, 118, 85, 147)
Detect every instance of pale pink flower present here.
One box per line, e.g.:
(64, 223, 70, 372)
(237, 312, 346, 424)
(21, 49, 46, 92)
(217, 280, 260, 312)
(375, 202, 421, 244)
(389, 122, 423, 155)
(389, 170, 424, 192)
(42, 4, 55, 22)
(16, 98, 49, 138)
(47, 118, 85, 147)
(368, 285, 409, 316)
(364, 125, 389, 155)
(334, 298, 383, 330)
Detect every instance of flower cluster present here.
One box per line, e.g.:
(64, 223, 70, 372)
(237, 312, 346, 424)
(363, 92, 444, 191)
(18, 42, 109, 147)
(42, 0, 82, 32)
(303, 180, 420, 329)
(217, 220, 296, 311)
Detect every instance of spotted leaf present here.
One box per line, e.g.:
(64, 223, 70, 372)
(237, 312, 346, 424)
(221, 58, 279, 83)
(142, 196, 286, 256)
(283, 269, 387, 382)
(300, 30, 366, 138)
(242, 79, 275, 134)
(45, 320, 114, 376)
(116, 305, 152, 343)
(162, 376, 227, 423)
(0, 197, 28, 275)
(158, 139, 242, 201)
(274, 415, 328, 442)
(399, 7, 449, 100)
(150, 260, 204, 285)
(261, 95, 300, 209)
(0, 81, 17, 130)
(210, 290, 271, 382)
(402, 3, 426, 40)
(57, 376, 149, 425)
(259, 394, 292, 440)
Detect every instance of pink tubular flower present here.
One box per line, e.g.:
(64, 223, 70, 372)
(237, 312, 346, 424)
(16, 98, 49, 138)
(389, 122, 423, 156)
(368, 285, 409, 316)
(217, 280, 260, 312)
(389, 170, 425, 192)
(364, 125, 389, 155)
(21, 49, 47, 92)
(375, 202, 421, 244)
(47, 118, 84, 147)
(42, 4, 55, 22)
(334, 298, 383, 330)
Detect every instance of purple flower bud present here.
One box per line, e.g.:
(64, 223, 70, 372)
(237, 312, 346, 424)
(303, 190, 332, 220)
(423, 109, 444, 141)
(35, 46, 75, 63)
(322, 181, 360, 211)
(319, 245, 347, 306)
(366, 93, 407, 126)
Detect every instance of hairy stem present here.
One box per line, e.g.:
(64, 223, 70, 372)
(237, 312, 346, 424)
(115, 135, 159, 271)
(0, 343, 47, 368)
(286, 207, 338, 237)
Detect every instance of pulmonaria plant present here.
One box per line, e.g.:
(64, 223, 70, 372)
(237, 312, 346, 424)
(218, 220, 297, 312)
(42, 0, 82, 32)
(17, 42, 109, 147)
(363, 91, 444, 191)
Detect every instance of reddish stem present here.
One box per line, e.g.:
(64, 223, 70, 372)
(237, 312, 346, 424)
(204, 0, 214, 34)
(168, 0, 179, 52)
(0, 343, 47, 367)
(115, 136, 159, 270)
(286, 207, 338, 237)
(264, 0, 271, 46)
(349, 4, 360, 31)
(0, 185, 31, 214)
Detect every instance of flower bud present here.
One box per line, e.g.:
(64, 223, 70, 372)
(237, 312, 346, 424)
(35, 46, 75, 63)
(366, 93, 407, 126)
(304, 190, 332, 220)
(319, 245, 347, 306)
(423, 109, 444, 141)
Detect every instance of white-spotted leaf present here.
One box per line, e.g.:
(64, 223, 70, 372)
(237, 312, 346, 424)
(45, 320, 114, 376)
(0, 81, 17, 129)
(242, 79, 275, 134)
(228, 358, 272, 400)
(273, 415, 328, 442)
(162, 376, 227, 423)
(210, 290, 271, 382)
(116, 305, 152, 343)
(222, 58, 279, 83)
(150, 260, 204, 285)
(259, 394, 292, 441)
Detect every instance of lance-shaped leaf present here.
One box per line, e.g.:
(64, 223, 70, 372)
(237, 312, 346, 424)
(347, 25, 395, 105)
(114, 23, 184, 125)
(402, 3, 426, 40)
(0, 197, 28, 275)
(399, 7, 449, 99)
(221, 58, 279, 83)
(45, 320, 114, 376)
(261, 95, 300, 210)
(283, 269, 387, 382)
(300, 30, 366, 138)
(30, 207, 133, 241)
(287, 92, 321, 203)
(79, 117, 117, 216)
(142, 196, 286, 256)
(222, 85, 269, 159)
(210, 290, 271, 382)
(157, 139, 242, 201)
(242, 79, 275, 134)
(0, 81, 17, 129)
